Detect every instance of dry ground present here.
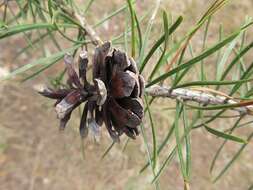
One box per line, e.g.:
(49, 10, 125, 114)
(0, 0, 253, 189)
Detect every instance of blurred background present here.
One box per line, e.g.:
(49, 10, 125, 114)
(0, 0, 253, 189)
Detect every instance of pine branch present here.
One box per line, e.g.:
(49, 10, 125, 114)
(145, 85, 253, 115)
(57, 3, 253, 116)
(58, 4, 102, 46)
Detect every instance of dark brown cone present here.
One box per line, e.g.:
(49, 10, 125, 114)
(94, 43, 144, 140)
(38, 42, 145, 142)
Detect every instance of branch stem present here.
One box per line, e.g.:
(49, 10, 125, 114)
(58, 4, 103, 46)
(145, 85, 253, 116)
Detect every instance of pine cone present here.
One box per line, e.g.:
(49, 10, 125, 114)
(38, 42, 144, 142)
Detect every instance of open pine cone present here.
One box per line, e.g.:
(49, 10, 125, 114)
(38, 42, 144, 142)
